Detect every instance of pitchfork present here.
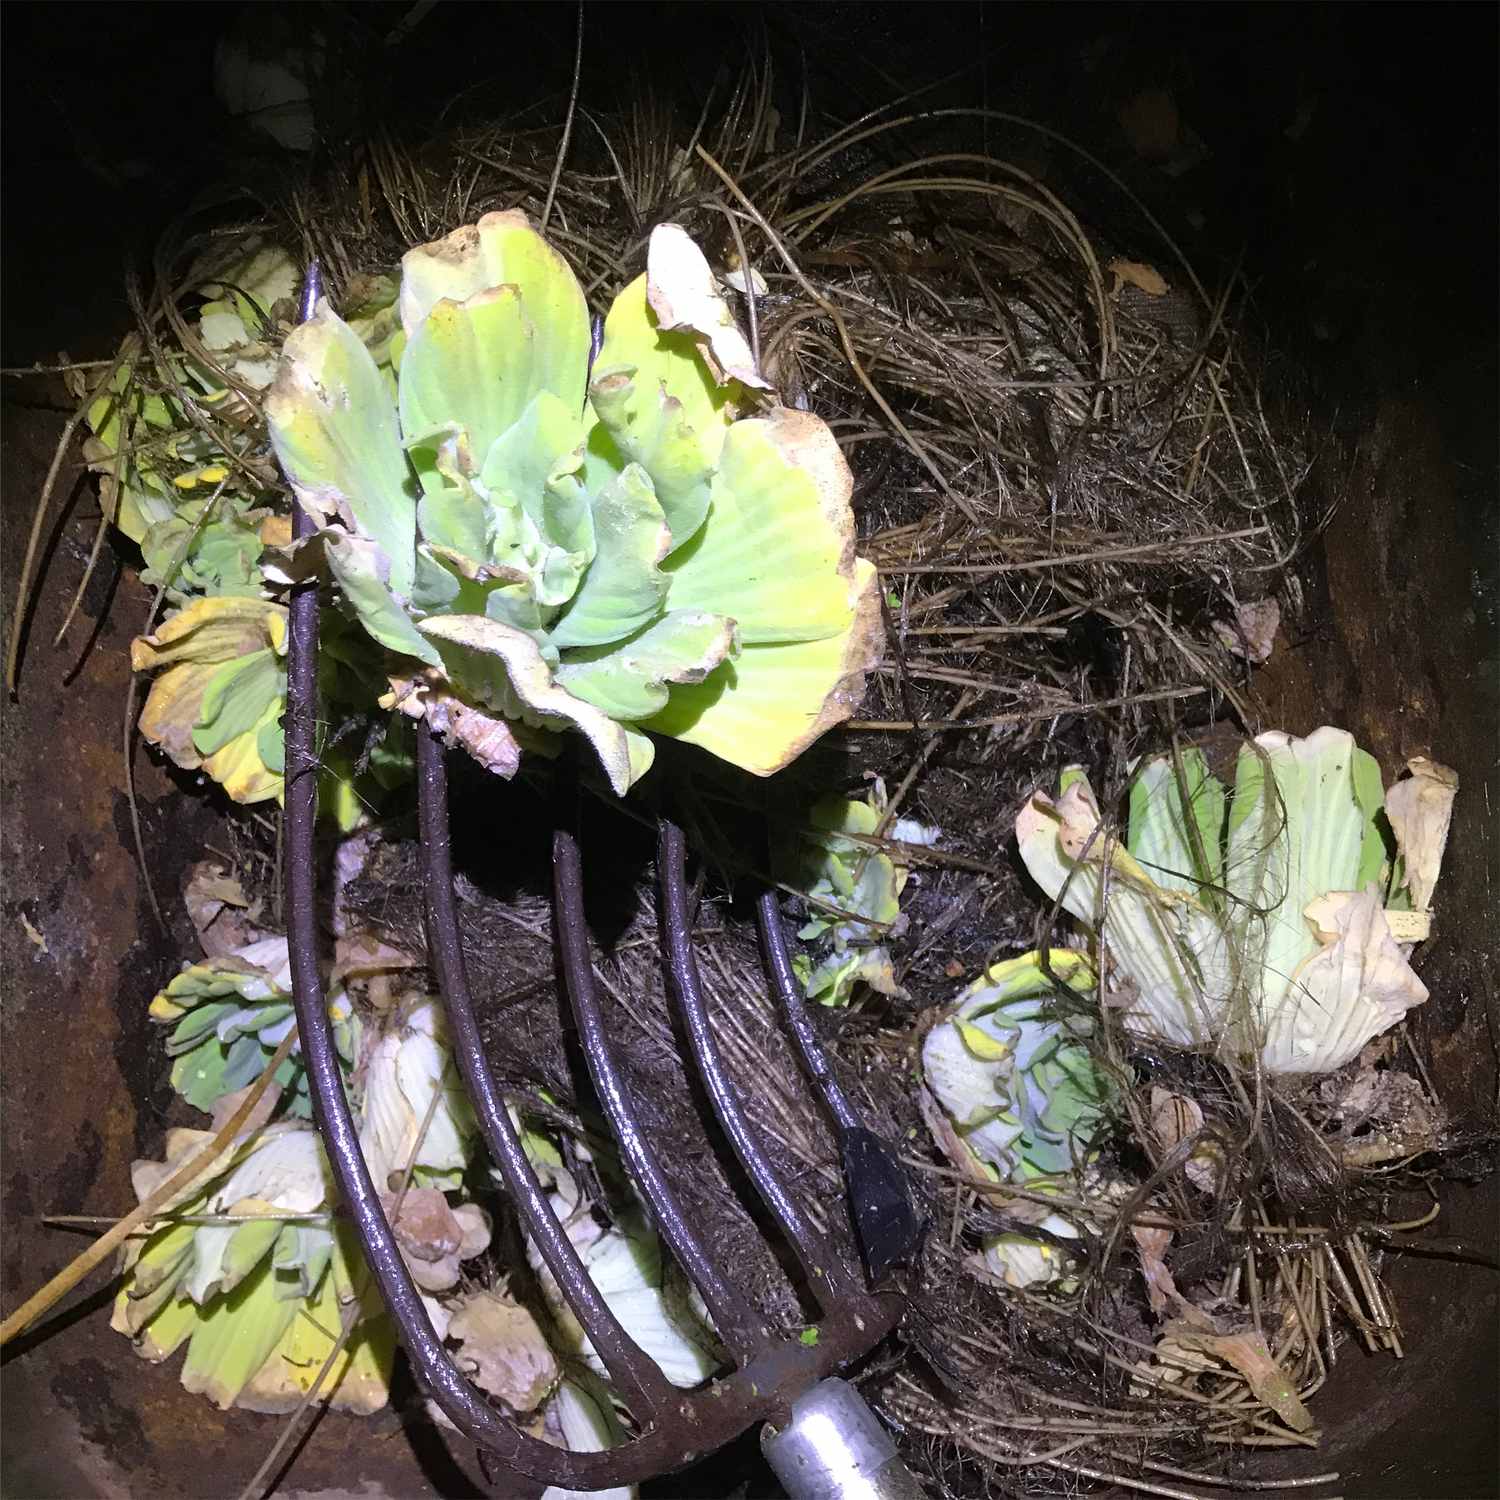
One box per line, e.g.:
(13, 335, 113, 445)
(282, 268, 923, 1495)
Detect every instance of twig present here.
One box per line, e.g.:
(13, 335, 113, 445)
(540, 1, 584, 232)
(846, 683, 1206, 731)
(5, 346, 132, 696)
(2, 359, 120, 376)
(876, 526, 1270, 575)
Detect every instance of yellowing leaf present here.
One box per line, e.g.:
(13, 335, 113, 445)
(660, 407, 862, 649)
(588, 272, 736, 550)
(957, 1021, 1011, 1062)
(131, 598, 288, 805)
(267, 301, 417, 596)
(399, 284, 540, 477)
(398, 209, 589, 411)
(643, 555, 882, 776)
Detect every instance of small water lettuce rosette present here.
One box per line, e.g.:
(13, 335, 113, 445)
(110, 1122, 396, 1414)
(921, 950, 1120, 1289)
(106, 242, 409, 812)
(150, 934, 359, 1117)
(115, 992, 490, 1412)
(779, 781, 939, 1006)
(266, 211, 882, 795)
(1016, 728, 1452, 1074)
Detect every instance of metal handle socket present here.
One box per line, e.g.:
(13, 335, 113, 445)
(762, 1378, 924, 1500)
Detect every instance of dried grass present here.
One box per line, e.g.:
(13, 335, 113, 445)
(49, 64, 1462, 1500)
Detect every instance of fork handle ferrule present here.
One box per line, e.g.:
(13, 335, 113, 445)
(761, 1378, 925, 1500)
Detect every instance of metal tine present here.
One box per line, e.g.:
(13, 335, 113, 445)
(284, 439, 612, 1468)
(284, 507, 887, 1493)
(552, 823, 777, 1362)
(279, 263, 662, 1483)
(758, 891, 923, 1288)
(756, 890, 862, 1135)
(415, 728, 675, 1416)
(656, 820, 861, 1308)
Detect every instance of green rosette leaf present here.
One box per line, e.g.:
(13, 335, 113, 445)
(149, 938, 359, 1117)
(266, 301, 417, 596)
(399, 285, 537, 483)
(555, 610, 739, 720)
(398, 209, 589, 409)
(587, 276, 734, 550)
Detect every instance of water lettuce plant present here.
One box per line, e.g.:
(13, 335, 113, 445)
(83, 241, 300, 551)
(778, 784, 926, 1005)
(101, 243, 408, 812)
(1016, 728, 1434, 1074)
(922, 950, 1112, 1186)
(921, 950, 1119, 1289)
(115, 993, 488, 1411)
(267, 212, 881, 795)
(150, 935, 359, 1117)
(111, 1122, 395, 1413)
(131, 597, 289, 804)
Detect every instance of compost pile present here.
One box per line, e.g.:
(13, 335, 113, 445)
(17, 55, 1481, 1500)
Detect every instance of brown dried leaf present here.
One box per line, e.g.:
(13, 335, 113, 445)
(448, 1289, 560, 1415)
(184, 860, 262, 957)
(646, 224, 771, 390)
(1131, 1225, 1215, 1324)
(1211, 598, 1281, 663)
(1384, 756, 1459, 912)
(380, 1188, 492, 1293)
(1149, 1086, 1224, 1195)
(1107, 259, 1170, 298)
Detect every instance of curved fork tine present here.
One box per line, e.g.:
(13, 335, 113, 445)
(757, 893, 922, 1288)
(284, 471, 634, 1477)
(415, 727, 674, 1416)
(553, 824, 775, 1363)
(657, 820, 859, 1308)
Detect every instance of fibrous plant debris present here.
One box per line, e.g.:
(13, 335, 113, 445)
(16, 55, 1485, 1500)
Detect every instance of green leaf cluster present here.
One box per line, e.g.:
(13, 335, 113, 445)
(778, 785, 926, 1006)
(149, 937, 360, 1118)
(921, 950, 1113, 1186)
(267, 213, 881, 795)
(111, 1124, 395, 1414)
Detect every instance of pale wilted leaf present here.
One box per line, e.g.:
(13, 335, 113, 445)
(1384, 756, 1459, 912)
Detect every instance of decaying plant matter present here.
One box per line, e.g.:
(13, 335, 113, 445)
(11, 56, 1484, 1500)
